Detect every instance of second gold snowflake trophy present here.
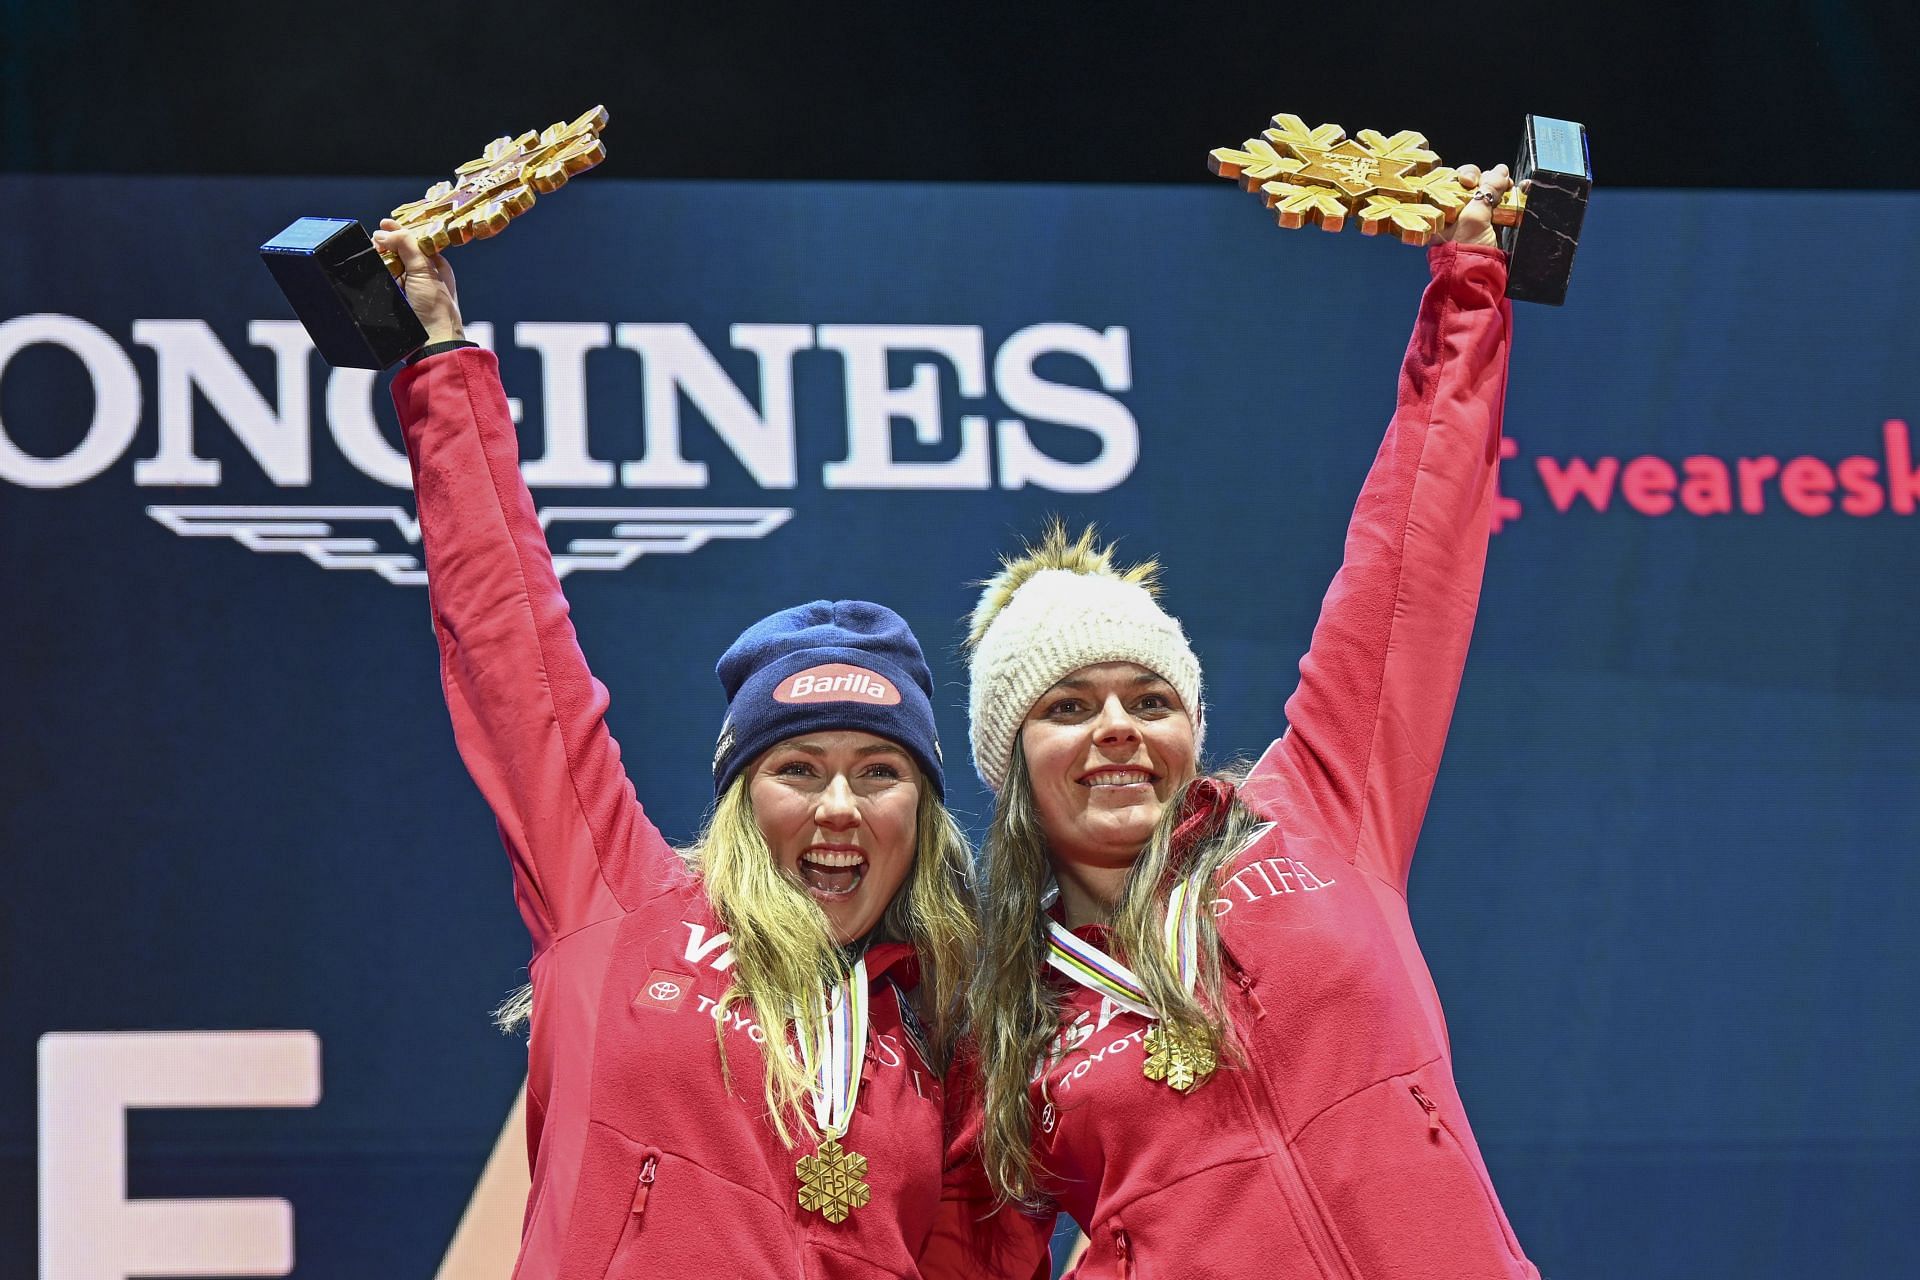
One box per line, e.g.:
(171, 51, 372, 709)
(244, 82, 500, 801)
(1210, 113, 1590, 304)
(260, 107, 609, 368)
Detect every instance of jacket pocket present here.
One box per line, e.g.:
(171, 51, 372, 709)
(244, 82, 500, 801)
(1404, 1077, 1527, 1263)
(1292, 1063, 1531, 1277)
(562, 1120, 797, 1279)
(1080, 1165, 1337, 1280)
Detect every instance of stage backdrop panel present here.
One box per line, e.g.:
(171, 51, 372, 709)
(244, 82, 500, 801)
(3, 175, 1917, 1278)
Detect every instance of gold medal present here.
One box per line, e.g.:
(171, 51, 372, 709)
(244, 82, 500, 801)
(796, 1136, 871, 1223)
(794, 958, 872, 1221)
(1142, 1021, 1217, 1093)
(1047, 852, 1268, 1097)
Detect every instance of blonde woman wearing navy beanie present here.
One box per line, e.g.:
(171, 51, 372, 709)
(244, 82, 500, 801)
(927, 166, 1540, 1279)
(375, 225, 977, 1278)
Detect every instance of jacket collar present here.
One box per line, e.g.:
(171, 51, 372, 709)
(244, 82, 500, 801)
(863, 939, 921, 989)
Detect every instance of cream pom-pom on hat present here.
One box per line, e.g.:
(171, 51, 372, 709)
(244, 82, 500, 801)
(966, 524, 1204, 793)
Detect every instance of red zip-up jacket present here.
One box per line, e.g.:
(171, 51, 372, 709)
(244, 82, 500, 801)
(928, 243, 1535, 1280)
(394, 350, 949, 1279)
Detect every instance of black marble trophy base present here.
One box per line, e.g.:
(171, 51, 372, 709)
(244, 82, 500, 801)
(260, 218, 428, 369)
(1502, 116, 1592, 306)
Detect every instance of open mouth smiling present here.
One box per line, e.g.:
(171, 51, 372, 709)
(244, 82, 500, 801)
(798, 845, 868, 898)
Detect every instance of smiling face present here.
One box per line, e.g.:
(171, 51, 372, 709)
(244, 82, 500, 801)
(1019, 661, 1199, 873)
(747, 730, 922, 944)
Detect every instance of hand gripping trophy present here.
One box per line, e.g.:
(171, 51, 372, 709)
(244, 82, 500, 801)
(1209, 112, 1591, 304)
(261, 107, 609, 368)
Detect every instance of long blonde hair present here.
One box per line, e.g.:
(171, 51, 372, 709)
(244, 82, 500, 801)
(498, 771, 977, 1147)
(965, 521, 1256, 1204)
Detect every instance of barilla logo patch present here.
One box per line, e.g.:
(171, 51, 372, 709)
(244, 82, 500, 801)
(774, 664, 900, 705)
(636, 970, 696, 1012)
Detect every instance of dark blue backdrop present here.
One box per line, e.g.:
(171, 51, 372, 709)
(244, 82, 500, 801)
(3, 175, 1916, 1277)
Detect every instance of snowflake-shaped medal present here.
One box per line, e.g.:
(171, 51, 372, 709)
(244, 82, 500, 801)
(1142, 1022, 1217, 1093)
(796, 1137, 872, 1223)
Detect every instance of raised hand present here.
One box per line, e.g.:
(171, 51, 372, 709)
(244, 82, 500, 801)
(372, 219, 465, 345)
(1438, 163, 1518, 246)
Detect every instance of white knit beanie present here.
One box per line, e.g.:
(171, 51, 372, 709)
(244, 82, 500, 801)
(968, 567, 1204, 793)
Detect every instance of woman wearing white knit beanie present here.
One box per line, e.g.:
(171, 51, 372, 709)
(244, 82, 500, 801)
(923, 163, 1544, 1280)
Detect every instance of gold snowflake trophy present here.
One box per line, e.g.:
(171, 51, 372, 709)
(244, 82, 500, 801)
(382, 106, 609, 275)
(260, 106, 610, 369)
(1209, 113, 1590, 305)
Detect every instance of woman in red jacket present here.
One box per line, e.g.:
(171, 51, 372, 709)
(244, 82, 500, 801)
(374, 225, 977, 1278)
(932, 164, 1541, 1279)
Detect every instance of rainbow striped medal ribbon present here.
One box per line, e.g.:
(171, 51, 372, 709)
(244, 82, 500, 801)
(1045, 877, 1217, 1092)
(793, 957, 873, 1222)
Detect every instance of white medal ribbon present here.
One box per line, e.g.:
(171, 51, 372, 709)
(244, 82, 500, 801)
(1044, 880, 1208, 1019)
(795, 956, 869, 1139)
(1044, 918, 1160, 1019)
(1043, 822, 1273, 1020)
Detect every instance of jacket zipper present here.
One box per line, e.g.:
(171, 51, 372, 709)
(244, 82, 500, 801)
(1224, 955, 1353, 1280)
(1111, 1225, 1134, 1279)
(1410, 1085, 1441, 1135)
(629, 1153, 659, 1221)
(1230, 965, 1267, 1020)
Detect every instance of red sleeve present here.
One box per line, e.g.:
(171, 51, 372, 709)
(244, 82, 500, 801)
(1240, 243, 1512, 893)
(392, 347, 676, 950)
(920, 1051, 1056, 1280)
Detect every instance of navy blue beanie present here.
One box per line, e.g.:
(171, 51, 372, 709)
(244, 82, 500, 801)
(712, 600, 945, 797)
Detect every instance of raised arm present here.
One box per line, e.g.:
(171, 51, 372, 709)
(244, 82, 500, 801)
(1241, 188, 1514, 894)
(382, 227, 674, 951)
